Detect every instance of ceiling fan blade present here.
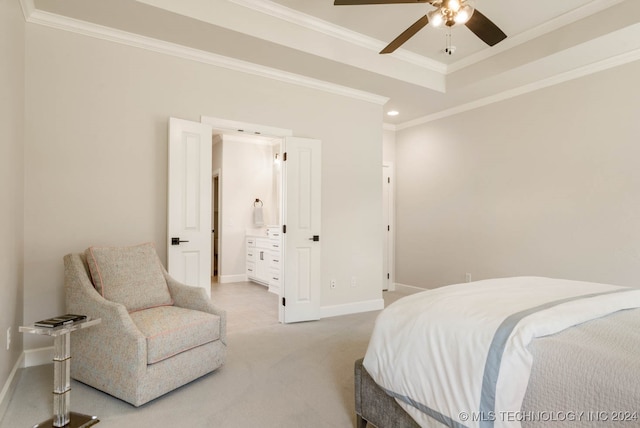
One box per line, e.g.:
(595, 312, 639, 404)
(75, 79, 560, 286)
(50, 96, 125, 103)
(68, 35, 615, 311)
(465, 9, 506, 46)
(380, 14, 429, 54)
(334, 0, 429, 5)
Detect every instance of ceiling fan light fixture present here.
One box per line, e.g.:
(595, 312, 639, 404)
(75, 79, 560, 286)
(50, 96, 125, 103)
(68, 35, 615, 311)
(427, 9, 444, 27)
(447, 0, 461, 13)
(454, 4, 474, 24)
(428, 0, 475, 28)
(353, 0, 506, 55)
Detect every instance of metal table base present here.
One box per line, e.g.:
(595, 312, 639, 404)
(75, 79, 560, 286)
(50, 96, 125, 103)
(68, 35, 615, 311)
(20, 318, 101, 428)
(34, 412, 99, 428)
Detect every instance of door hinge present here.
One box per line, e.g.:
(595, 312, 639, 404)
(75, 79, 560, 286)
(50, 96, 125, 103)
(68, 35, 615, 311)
(282, 297, 286, 306)
(387, 225, 390, 231)
(387, 177, 390, 184)
(387, 273, 390, 279)
(283, 225, 287, 233)
(283, 152, 287, 161)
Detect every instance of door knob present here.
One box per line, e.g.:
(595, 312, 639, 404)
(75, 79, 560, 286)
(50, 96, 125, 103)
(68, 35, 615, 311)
(171, 237, 190, 245)
(309, 235, 320, 242)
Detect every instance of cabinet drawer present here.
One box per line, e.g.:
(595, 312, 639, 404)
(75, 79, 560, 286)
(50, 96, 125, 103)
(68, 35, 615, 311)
(269, 255, 281, 269)
(268, 231, 281, 240)
(246, 237, 256, 247)
(269, 270, 281, 285)
(246, 261, 256, 278)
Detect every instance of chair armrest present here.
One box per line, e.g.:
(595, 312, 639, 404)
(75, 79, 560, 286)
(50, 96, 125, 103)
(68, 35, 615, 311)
(164, 273, 227, 344)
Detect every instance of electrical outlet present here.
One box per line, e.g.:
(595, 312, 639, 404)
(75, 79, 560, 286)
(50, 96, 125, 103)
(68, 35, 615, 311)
(330, 279, 336, 289)
(6, 327, 11, 351)
(351, 276, 357, 287)
(465, 273, 472, 283)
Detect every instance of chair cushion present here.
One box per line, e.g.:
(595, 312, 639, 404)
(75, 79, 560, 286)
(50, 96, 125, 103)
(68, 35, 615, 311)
(85, 243, 174, 312)
(129, 306, 221, 365)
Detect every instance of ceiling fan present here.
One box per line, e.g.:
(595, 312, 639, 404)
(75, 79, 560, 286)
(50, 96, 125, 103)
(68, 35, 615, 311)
(334, 0, 507, 54)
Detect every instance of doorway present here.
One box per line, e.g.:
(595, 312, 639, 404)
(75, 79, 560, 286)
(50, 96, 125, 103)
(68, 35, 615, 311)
(168, 116, 322, 323)
(209, 132, 323, 323)
(211, 131, 283, 286)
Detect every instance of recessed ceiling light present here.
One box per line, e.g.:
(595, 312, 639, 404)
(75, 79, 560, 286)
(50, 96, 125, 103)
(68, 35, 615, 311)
(387, 110, 399, 116)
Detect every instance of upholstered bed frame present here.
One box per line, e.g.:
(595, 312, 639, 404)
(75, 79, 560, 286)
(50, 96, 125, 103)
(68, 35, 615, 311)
(354, 358, 419, 428)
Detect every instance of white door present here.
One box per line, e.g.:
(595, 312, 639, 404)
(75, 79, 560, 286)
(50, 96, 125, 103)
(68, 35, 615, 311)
(167, 117, 213, 297)
(281, 137, 321, 323)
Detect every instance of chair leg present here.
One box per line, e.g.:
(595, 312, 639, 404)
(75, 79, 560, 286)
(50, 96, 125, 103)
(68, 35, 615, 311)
(356, 413, 367, 428)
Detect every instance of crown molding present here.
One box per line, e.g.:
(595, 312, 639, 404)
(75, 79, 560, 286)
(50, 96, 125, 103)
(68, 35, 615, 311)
(23, 7, 389, 106)
(230, 0, 626, 76)
(19, 0, 34, 20)
(447, 0, 627, 73)
(397, 47, 640, 130)
(22, 0, 633, 132)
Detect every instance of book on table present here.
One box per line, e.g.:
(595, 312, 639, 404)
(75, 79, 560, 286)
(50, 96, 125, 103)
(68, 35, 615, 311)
(34, 314, 87, 328)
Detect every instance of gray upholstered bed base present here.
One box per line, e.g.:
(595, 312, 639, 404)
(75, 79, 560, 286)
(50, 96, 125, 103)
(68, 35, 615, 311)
(354, 358, 419, 428)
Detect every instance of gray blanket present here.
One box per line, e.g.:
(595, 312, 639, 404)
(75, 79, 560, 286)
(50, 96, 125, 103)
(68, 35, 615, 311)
(522, 308, 640, 427)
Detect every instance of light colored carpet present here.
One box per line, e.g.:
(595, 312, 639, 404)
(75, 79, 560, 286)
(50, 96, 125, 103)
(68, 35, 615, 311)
(0, 282, 420, 428)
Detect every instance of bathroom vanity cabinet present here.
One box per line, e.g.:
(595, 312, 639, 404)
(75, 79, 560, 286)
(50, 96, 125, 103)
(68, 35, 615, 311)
(246, 226, 281, 294)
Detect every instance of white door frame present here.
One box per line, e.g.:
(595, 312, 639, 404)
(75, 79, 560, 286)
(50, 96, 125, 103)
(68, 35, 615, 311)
(201, 116, 293, 139)
(383, 162, 396, 291)
(212, 168, 221, 279)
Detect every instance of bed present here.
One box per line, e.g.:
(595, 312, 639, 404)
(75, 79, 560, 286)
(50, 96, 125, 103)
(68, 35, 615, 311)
(355, 277, 640, 428)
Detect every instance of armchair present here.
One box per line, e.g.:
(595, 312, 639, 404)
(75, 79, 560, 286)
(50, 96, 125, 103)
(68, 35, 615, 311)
(64, 243, 226, 407)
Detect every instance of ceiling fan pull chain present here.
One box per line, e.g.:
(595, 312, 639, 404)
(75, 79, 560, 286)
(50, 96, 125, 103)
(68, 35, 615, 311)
(445, 27, 454, 55)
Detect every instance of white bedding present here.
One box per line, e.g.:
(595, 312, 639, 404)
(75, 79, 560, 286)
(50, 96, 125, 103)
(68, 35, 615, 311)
(363, 277, 640, 428)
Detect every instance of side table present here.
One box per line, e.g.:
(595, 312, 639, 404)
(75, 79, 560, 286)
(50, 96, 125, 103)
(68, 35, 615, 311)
(20, 318, 101, 428)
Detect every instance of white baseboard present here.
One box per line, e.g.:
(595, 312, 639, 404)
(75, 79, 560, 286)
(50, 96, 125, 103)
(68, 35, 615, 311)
(0, 353, 25, 421)
(321, 298, 384, 319)
(23, 346, 53, 368)
(219, 274, 248, 284)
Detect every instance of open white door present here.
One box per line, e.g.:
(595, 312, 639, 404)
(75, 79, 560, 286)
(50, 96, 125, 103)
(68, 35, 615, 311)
(281, 137, 321, 323)
(167, 117, 213, 297)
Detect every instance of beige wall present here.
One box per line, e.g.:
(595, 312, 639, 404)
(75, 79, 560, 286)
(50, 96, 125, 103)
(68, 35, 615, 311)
(23, 24, 383, 349)
(395, 60, 640, 289)
(383, 128, 395, 165)
(0, 0, 25, 409)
